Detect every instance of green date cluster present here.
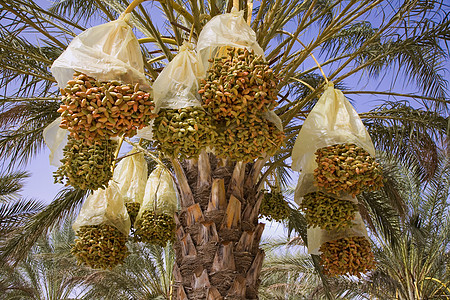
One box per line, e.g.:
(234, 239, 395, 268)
(259, 191, 290, 222)
(71, 224, 129, 270)
(152, 107, 217, 159)
(53, 136, 117, 190)
(199, 47, 278, 120)
(199, 47, 284, 162)
(125, 202, 141, 227)
(134, 211, 176, 247)
(300, 192, 357, 231)
(214, 116, 284, 162)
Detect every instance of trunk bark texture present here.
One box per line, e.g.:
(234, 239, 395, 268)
(172, 152, 265, 299)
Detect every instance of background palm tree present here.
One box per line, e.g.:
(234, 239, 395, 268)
(0, 218, 88, 299)
(258, 239, 360, 299)
(81, 242, 174, 299)
(355, 154, 450, 299)
(258, 237, 318, 299)
(0, 0, 449, 299)
(1, 216, 175, 300)
(272, 154, 450, 299)
(0, 170, 43, 249)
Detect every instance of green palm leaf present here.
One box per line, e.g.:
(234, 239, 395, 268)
(0, 100, 60, 168)
(0, 187, 87, 266)
(0, 171, 29, 202)
(0, 199, 43, 237)
(0, 216, 90, 299)
(362, 101, 448, 181)
(81, 242, 173, 299)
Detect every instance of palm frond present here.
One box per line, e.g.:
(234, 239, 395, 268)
(0, 187, 86, 266)
(0, 170, 29, 202)
(0, 100, 60, 168)
(0, 198, 43, 237)
(259, 248, 316, 299)
(358, 184, 402, 248)
(1, 0, 86, 31)
(0, 32, 59, 97)
(409, 155, 450, 232)
(0, 263, 36, 297)
(0, 0, 68, 49)
(323, 9, 450, 102)
(286, 206, 307, 242)
(362, 101, 448, 181)
(82, 242, 173, 299)
(1, 216, 90, 299)
(286, 73, 330, 111)
(321, 21, 377, 59)
(49, 0, 116, 24)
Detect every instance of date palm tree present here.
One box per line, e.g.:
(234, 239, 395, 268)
(0, 0, 449, 299)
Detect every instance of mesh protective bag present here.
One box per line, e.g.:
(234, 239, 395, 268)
(196, 8, 264, 70)
(71, 181, 130, 269)
(43, 117, 68, 167)
(138, 42, 217, 159)
(152, 42, 204, 114)
(137, 166, 177, 217)
(113, 149, 148, 204)
(137, 42, 204, 141)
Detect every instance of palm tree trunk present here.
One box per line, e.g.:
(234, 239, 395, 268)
(172, 151, 266, 299)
